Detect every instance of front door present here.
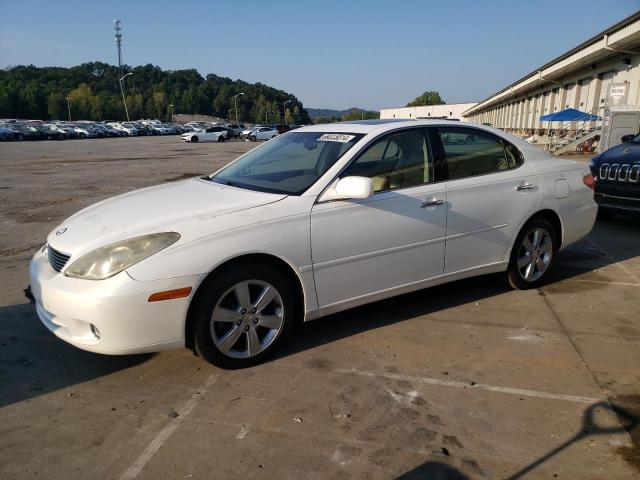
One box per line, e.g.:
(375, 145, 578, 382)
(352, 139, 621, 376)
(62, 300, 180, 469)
(311, 128, 447, 308)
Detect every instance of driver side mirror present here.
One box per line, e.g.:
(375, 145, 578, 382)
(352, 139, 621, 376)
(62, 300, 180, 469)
(334, 176, 374, 199)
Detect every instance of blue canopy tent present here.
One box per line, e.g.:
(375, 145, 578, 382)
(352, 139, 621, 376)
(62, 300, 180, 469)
(539, 108, 600, 122)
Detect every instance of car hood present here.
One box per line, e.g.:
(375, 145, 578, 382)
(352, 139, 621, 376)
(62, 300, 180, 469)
(596, 143, 640, 165)
(47, 178, 286, 257)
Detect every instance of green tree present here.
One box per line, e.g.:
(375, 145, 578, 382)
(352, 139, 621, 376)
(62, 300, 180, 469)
(47, 92, 66, 120)
(68, 83, 95, 119)
(406, 90, 445, 107)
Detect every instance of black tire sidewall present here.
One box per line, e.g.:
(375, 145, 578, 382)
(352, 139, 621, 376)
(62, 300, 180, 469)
(191, 136, 199, 143)
(507, 218, 557, 290)
(193, 264, 296, 368)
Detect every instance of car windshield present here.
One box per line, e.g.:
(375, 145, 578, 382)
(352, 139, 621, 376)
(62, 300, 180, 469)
(211, 131, 364, 195)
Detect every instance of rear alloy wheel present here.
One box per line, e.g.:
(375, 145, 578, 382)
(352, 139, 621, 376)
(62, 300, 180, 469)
(507, 219, 557, 289)
(249, 135, 256, 142)
(193, 264, 295, 368)
(218, 135, 225, 142)
(191, 136, 199, 143)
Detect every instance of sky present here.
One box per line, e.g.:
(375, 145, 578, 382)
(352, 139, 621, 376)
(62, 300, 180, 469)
(0, 0, 638, 110)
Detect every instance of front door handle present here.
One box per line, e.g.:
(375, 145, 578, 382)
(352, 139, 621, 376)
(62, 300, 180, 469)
(516, 182, 536, 191)
(420, 198, 445, 208)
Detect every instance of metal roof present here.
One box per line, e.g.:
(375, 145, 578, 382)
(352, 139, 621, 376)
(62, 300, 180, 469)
(464, 11, 640, 116)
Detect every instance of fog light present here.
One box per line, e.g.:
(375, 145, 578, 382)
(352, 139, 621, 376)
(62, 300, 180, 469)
(90, 324, 101, 340)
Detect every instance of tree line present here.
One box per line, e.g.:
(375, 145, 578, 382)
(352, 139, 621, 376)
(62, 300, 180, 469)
(0, 62, 311, 124)
(312, 108, 379, 124)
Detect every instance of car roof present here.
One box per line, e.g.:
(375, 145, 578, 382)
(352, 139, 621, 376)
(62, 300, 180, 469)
(296, 119, 471, 134)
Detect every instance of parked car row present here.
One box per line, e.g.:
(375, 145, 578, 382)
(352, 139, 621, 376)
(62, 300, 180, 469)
(1, 118, 306, 143)
(239, 124, 302, 141)
(179, 122, 302, 143)
(0, 119, 187, 141)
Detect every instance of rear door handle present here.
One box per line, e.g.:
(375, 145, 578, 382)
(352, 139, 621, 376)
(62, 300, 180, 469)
(420, 198, 445, 208)
(516, 182, 536, 191)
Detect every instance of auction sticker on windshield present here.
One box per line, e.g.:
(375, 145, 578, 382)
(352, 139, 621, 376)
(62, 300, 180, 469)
(317, 133, 356, 143)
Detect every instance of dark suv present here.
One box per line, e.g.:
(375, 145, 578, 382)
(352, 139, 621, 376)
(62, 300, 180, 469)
(589, 132, 640, 219)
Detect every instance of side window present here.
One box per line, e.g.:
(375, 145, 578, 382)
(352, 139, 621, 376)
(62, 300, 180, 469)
(342, 130, 431, 192)
(503, 141, 523, 169)
(437, 127, 518, 180)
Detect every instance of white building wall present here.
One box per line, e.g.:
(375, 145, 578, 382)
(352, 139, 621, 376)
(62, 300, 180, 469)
(380, 102, 478, 121)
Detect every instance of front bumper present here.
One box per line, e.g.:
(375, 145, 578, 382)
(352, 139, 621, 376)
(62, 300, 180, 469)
(595, 192, 640, 215)
(29, 248, 204, 355)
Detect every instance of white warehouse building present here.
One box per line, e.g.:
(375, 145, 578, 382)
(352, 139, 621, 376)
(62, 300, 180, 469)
(380, 102, 478, 121)
(462, 12, 640, 134)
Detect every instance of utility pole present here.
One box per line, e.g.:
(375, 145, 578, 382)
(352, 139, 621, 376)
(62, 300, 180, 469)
(169, 104, 174, 122)
(65, 97, 71, 121)
(114, 19, 123, 72)
(119, 72, 133, 121)
(233, 92, 244, 125)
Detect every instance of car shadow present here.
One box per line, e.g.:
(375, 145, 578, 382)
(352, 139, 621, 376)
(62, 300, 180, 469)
(0, 302, 152, 408)
(277, 219, 640, 360)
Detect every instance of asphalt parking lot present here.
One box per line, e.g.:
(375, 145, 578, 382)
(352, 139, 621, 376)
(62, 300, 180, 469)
(0, 136, 639, 479)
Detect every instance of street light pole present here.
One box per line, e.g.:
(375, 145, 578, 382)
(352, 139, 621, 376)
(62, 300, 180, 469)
(233, 92, 245, 125)
(282, 100, 291, 124)
(65, 97, 71, 121)
(169, 104, 174, 122)
(119, 72, 133, 121)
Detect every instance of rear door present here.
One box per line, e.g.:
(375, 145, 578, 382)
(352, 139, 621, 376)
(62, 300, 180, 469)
(430, 126, 540, 274)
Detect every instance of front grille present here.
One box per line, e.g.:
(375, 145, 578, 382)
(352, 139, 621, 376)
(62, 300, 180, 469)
(48, 246, 71, 272)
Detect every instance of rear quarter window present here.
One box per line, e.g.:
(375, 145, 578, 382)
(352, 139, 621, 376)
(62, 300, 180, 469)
(436, 127, 523, 180)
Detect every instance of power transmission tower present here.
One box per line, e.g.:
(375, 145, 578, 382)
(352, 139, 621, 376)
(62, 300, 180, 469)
(114, 19, 123, 71)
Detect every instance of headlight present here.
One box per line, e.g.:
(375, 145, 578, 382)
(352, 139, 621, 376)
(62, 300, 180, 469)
(65, 232, 180, 280)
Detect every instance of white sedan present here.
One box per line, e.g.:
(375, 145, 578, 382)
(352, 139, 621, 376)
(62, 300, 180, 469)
(249, 126, 279, 141)
(30, 120, 596, 368)
(181, 126, 227, 143)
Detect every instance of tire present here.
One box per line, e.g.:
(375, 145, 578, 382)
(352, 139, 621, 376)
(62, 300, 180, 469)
(193, 263, 296, 368)
(191, 136, 199, 143)
(249, 135, 256, 142)
(17, 134, 24, 141)
(506, 218, 557, 290)
(271, 135, 277, 139)
(79, 133, 86, 139)
(596, 208, 615, 221)
(218, 135, 225, 142)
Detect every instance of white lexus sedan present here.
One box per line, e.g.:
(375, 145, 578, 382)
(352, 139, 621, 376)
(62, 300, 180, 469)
(249, 126, 279, 141)
(29, 120, 597, 368)
(181, 126, 227, 143)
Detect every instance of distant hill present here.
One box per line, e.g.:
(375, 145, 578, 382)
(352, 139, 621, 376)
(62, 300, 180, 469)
(0, 62, 311, 123)
(307, 107, 379, 123)
(307, 107, 378, 118)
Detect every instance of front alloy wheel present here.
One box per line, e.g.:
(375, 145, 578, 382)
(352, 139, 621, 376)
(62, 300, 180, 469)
(193, 264, 295, 368)
(211, 280, 284, 359)
(507, 219, 557, 289)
